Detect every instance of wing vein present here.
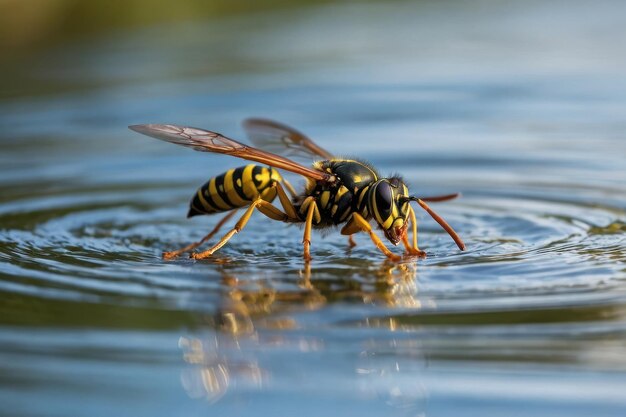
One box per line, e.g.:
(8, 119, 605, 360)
(129, 123, 331, 182)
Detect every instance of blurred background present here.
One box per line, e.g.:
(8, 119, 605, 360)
(0, 1, 625, 416)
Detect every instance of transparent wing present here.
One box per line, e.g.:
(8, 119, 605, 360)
(242, 118, 333, 160)
(129, 124, 331, 182)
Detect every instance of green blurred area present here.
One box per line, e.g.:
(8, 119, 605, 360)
(0, 0, 351, 98)
(0, 0, 335, 53)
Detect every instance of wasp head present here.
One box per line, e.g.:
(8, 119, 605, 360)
(368, 177, 411, 245)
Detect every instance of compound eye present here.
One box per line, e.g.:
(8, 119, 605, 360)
(375, 181, 394, 214)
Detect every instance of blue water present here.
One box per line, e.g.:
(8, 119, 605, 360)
(1, 1, 625, 416)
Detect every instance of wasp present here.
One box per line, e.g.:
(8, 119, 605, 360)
(129, 119, 466, 261)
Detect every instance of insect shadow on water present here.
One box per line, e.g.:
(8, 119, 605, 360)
(129, 119, 466, 262)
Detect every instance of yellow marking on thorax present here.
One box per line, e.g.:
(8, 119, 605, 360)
(224, 169, 248, 206)
(360, 163, 378, 181)
(330, 159, 378, 181)
(208, 178, 231, 210)
(320, 191, 331, 208)
(339, 205, 352, 221)
(336, 185, 348, 199)
(358, 186, 369, 207)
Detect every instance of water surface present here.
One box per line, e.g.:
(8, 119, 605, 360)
(1, 1, 625, 416)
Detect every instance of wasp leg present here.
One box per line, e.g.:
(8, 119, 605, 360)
(350, 213, 401, 261)
(190, 198, 296, 260)
(402, 235, 425, 257)
(281, 179, 298, 199)
(403, 205, 426, 257)
(409, 205, 418, 249)
(274, 181, 299, 219)
(301, 197, 321, 262)
(347, 235, 357, 248)
(163, 209, 239, 260)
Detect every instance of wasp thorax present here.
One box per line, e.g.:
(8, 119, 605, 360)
(368, 177, 411, 245)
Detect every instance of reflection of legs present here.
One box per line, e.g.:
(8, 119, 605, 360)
(191, 198, 295, 259)
(351, 213, 401, 261)
(301, 197, 320, 262)
(347, 235, 357, 248)
(403, 206, 425, 257)
(163, 210, 238, 260)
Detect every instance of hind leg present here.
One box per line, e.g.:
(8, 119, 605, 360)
(163, 210, 238, 259)
(191, 197, 298, 260)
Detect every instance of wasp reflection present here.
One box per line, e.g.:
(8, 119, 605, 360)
(179, 261, 430, 411)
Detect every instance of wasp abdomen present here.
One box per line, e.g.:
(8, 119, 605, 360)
(188, 164, 281, 217)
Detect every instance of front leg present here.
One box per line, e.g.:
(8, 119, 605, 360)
(403, 205, 426, 257)
(300, 197, 321, 262)
(346, 213, 401, 262)
(402, 235, 426, 257)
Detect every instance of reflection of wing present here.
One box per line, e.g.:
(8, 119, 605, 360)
(242, 118, 333, 160)
(129, 124, 332, 182)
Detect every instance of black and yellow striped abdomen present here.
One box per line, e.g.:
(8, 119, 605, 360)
(188, 164, 281, 217)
